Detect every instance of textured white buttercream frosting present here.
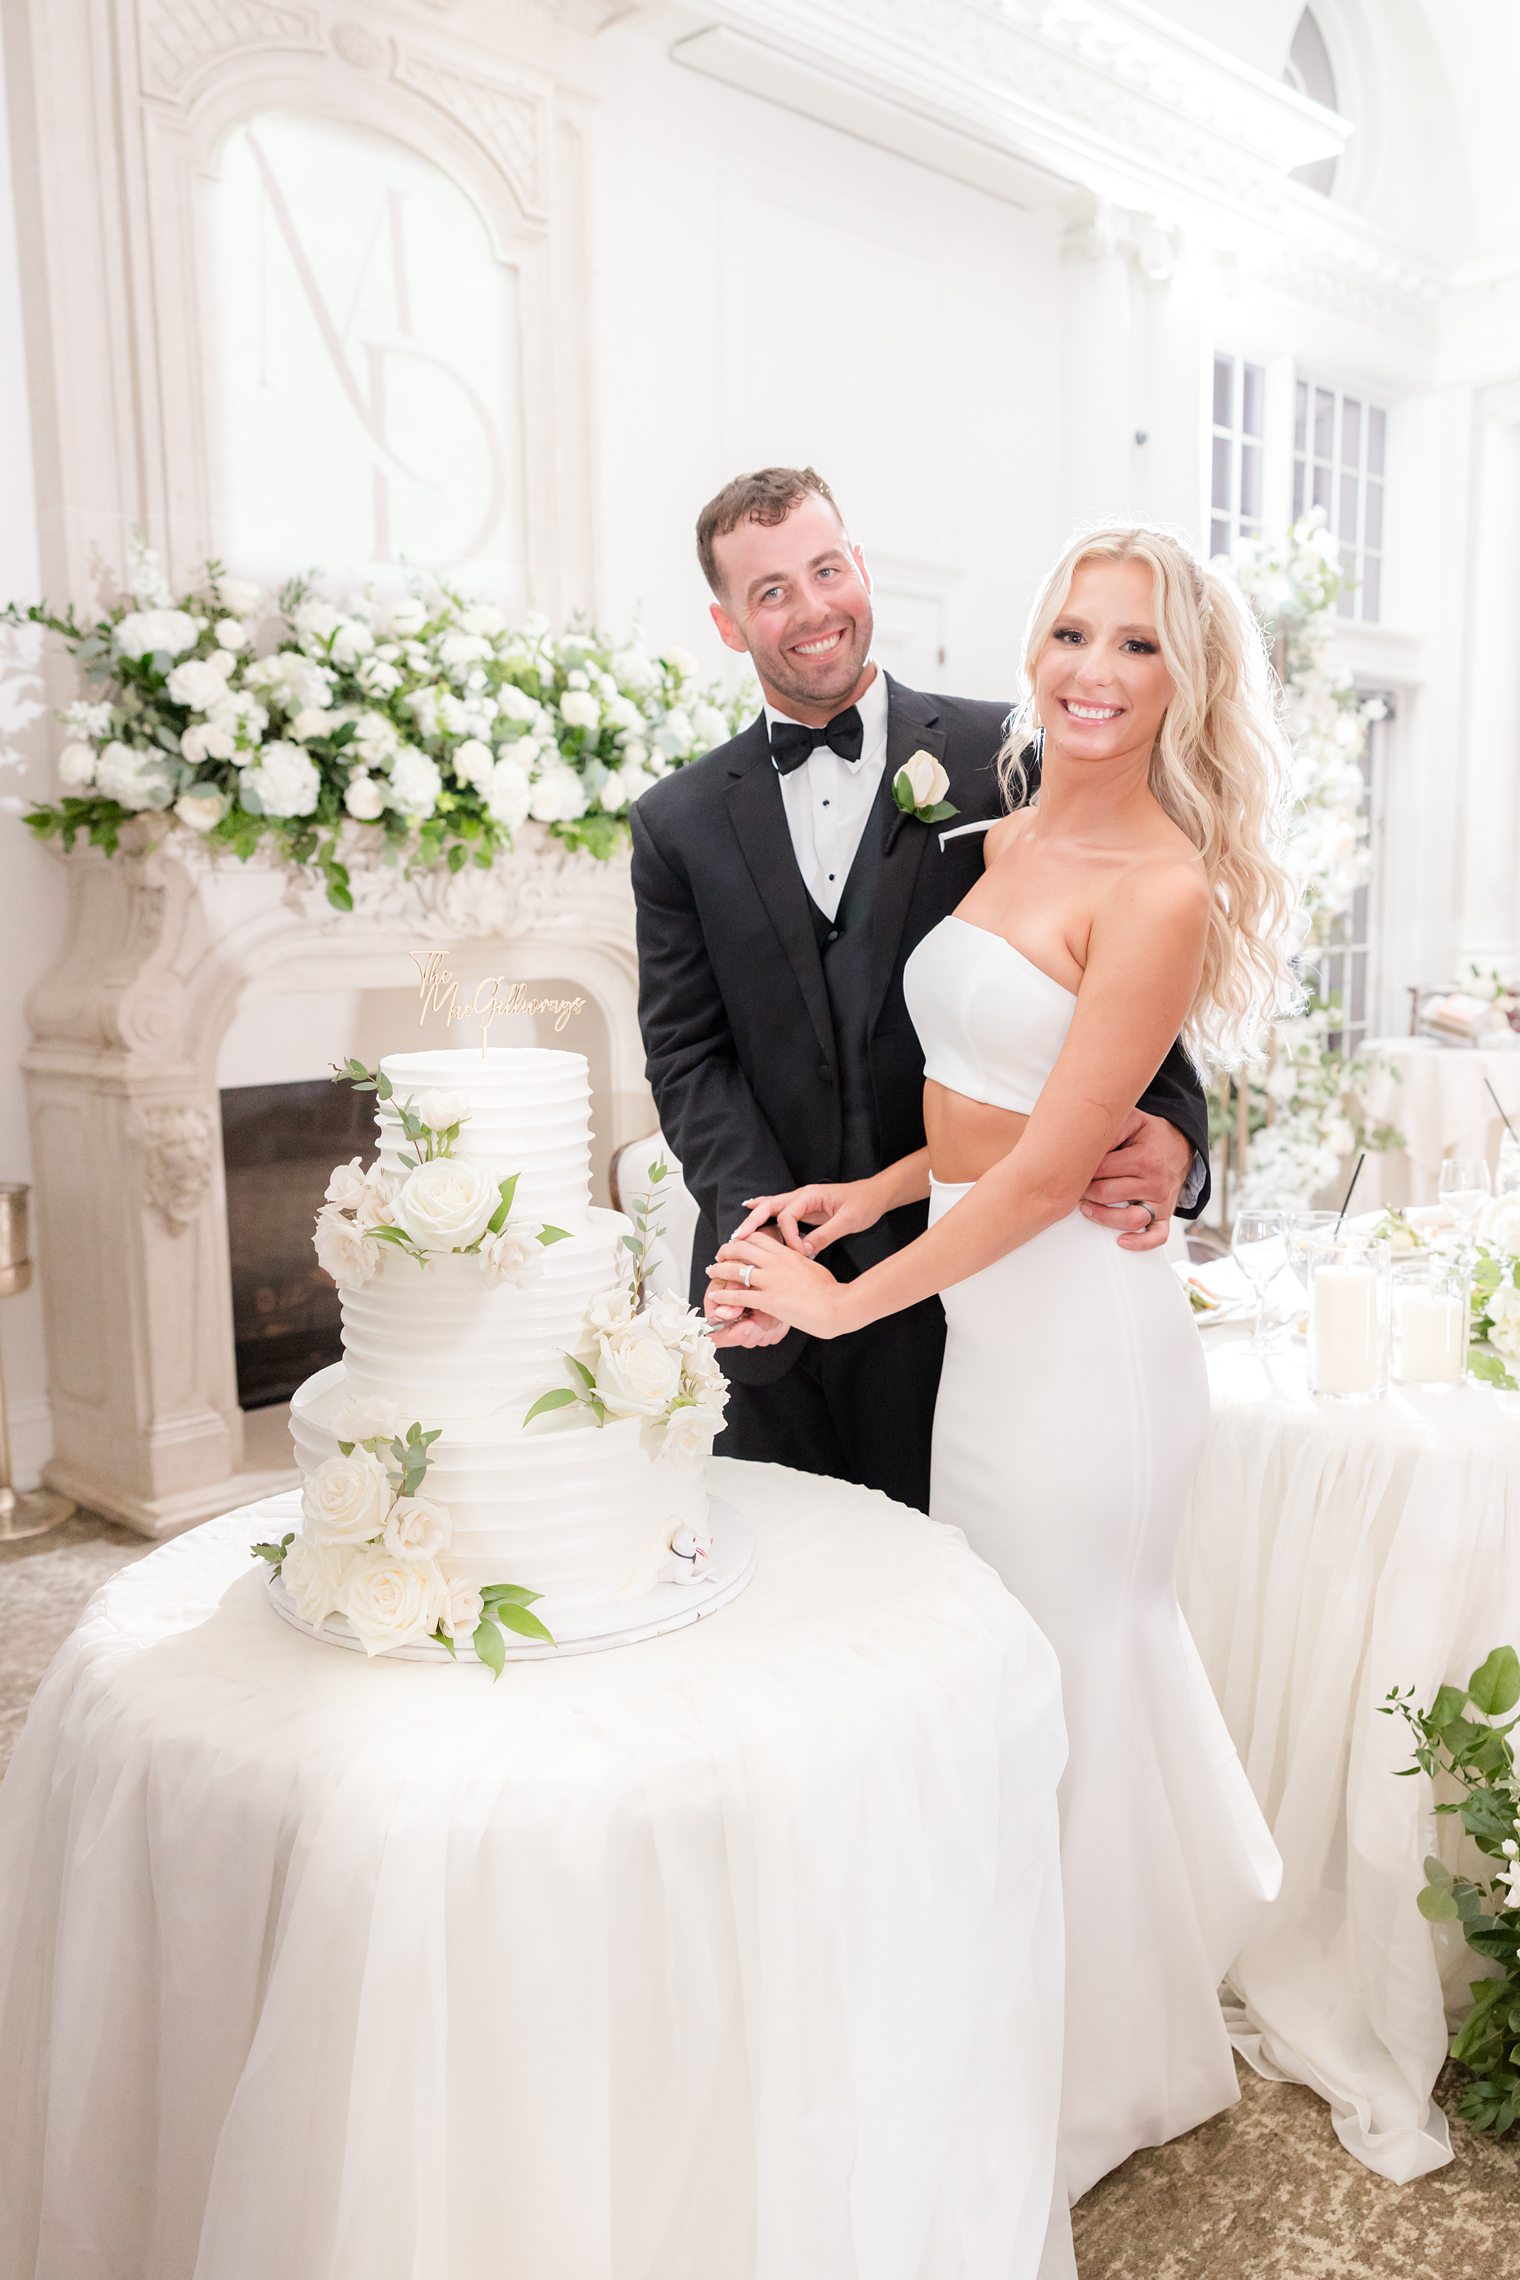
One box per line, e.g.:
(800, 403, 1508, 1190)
(377, 1046, 593, 1226)
(292, 1045, 709, 1615)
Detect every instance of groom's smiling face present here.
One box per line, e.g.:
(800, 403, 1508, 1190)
(708, 494, 875, 724)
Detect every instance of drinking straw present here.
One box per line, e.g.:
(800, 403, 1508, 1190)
(1484, 1075, 1520, 1151)
(1333, 1150, 1366, 1235)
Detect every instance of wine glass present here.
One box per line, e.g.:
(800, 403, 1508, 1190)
(1231, 1209, 1287, 1353)
(1438, 1158, 1491, 1260)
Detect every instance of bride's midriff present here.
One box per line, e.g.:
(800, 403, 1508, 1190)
(923, 1079, 1031, 1184)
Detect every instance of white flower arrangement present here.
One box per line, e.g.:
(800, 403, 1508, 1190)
(1218, 514, 1402, 1210)
(312, 1057, 569, 1293)
(9, 545, 755, 908)
(522, 1160, 729, 1457)
(251, 1418, 552, 1674)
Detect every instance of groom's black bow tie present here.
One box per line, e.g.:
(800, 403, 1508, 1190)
(769, 705, 864, 773)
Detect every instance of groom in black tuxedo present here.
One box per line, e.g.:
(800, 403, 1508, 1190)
(630, 467, 1209, 1512)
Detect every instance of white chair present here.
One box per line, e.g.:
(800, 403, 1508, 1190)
(608, 1132, 698, 1299)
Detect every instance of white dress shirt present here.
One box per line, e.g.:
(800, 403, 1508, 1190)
(764, 665, 889, 922)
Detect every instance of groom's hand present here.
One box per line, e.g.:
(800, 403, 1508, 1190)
(1080, 1108, 1192, 1252)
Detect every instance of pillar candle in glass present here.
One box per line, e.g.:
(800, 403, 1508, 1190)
(1307, 1236, 1390, 1402)
(1392, 1257, 1469, 1385)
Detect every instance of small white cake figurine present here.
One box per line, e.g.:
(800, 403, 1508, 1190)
(255, 1047, 738, 1670)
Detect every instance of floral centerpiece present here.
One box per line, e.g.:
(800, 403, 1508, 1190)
(1370, 1204, 1520, 1390)
(7, 538, 753, 908)
(1219, 514, 1401, 1209)
(524, 1159, 730, 1461)
(252, 1411, 551, 1676)
(1383, 1646, 1520, 2135)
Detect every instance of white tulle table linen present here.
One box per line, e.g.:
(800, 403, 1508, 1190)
(1179, 1337, 1520, 2181)
(0, 1458, 1070, 2280)
(1358, 1038, 1520, 1206)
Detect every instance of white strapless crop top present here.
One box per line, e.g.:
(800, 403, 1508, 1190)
(903, 916, 1077, 1116)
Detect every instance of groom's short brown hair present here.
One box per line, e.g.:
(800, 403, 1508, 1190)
(696, 466, 842, 596)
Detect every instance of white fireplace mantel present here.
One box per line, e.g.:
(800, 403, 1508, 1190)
(24, 825, 651, 1535)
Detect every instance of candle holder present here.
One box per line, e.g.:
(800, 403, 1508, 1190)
(0, 1183, 75, 1543)
(1391, 1255, 1470, 1387)
(1306, 1234, 1390, 1403)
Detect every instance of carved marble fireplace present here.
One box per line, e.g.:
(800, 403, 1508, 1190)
(24, 827, 651, 1534)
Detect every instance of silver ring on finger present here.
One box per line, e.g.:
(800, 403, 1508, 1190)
(1129, 1200, 1157, 1229)
(738, 1262, 754, 1289)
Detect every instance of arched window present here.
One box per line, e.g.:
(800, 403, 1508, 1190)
(1283, 8, 1340, 196)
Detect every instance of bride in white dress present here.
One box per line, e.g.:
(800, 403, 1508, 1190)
(710, 528, 1293, 2212)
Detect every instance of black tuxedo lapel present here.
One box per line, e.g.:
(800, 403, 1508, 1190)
(868, 678, 944, 1032)
(723, 719, 835, 1067)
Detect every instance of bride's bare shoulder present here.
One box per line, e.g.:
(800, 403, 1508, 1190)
(981, 811, 1029, 868)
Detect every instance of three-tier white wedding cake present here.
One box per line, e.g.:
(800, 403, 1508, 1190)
(267, 1045, 740, 1665)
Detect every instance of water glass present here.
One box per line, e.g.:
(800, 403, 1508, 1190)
(1307, 1235, 1390, 1402)
(1438, 1158, 1491, 1253)
(1231, 1209, 1287, 1353)
(1497, 1128, 1520, 1201)
(1391, 1255, 1469, 1386)
(1284, 1209, 1341, 1296)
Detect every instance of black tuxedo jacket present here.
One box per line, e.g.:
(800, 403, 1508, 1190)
(629, 673, 1210, 1382)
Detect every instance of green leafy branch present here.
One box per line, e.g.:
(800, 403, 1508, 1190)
(623, 1155, 670, 1311)
(250, 1531, 294, 1572)
(436, 1585, 556, 1680)
(523, 1350, 607, 1431)
(1382, 1645, 1520, 2135)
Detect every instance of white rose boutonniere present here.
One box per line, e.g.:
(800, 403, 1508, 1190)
(892, 749, 958, 825)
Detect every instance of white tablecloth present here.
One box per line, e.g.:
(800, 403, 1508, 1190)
(0, 1458, 1070, 2280)
(1360, 1037, 1520, 1206)
(1179, 1336, 1520, 2181)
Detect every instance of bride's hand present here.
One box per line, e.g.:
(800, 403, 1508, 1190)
(709, 1230, 855, 1341)
(730, 1176, 884, 1257)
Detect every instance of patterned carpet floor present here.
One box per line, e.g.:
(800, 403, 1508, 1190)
(2, 1516, 1516, 2276)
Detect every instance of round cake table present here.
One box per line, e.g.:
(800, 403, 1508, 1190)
(0, 1458, 1070, 2280)
(1178, 1334, 1520, 2183)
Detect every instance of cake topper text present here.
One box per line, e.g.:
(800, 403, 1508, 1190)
(413, 953, 586, 1047)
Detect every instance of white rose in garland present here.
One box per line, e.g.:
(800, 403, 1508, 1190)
(338, 1548, 446, 1656)
(661, 1404, 727, 1459)
(390, 1155, 499, 1249)
(438, 1576, 485, 1641)
(301, 1448, 392, 1545)
(595, 1319, 685, 1420)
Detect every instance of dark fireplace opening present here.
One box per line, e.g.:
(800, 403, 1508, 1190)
(222, 1078, 374, 1409)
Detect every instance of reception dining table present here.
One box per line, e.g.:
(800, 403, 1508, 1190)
(1179, 1320, 1520, 2182)
(0, 1457, 1071, 2280)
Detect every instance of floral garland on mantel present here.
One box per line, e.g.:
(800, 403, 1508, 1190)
(6, 539, 753, 909)
(1221, 513, 1402, 1211)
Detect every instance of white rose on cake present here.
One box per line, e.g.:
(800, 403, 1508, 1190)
(314, 1205, 379, 1290)
(331, 1392, 410, 1445)
(391, 1155, 499, 1249)
(414, 1089, 468, 1135)
(324, 1156, 370, 1211)
(661, 1403, 726, 1460)
(354, 1164, 400, 1229)
(478, 1224, 543, 1289)
(439, 1576, 485, 1640)
(594, 1320, 684, 1420)
(644, 1292, 708, 1354)
(301, 1448, 391, 1545)
(281, 1536, 357, 1630)
(338, 1548, 446, 1656)
(383, 1493, 453, 1563)
(585, 1282, 638, 1336)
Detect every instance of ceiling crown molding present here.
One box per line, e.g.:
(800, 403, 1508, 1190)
(670, 0, 1348, 243)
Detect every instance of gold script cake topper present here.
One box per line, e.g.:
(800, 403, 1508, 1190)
(413, 953, 587, 1051)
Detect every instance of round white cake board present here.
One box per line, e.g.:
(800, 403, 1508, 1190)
(266, 1495, 756, 1664)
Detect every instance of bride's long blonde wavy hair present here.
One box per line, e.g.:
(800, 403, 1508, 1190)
(998, 525, 1300, 1067)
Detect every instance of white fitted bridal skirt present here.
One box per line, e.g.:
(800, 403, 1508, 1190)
(928, 1183, 1281, 2203)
